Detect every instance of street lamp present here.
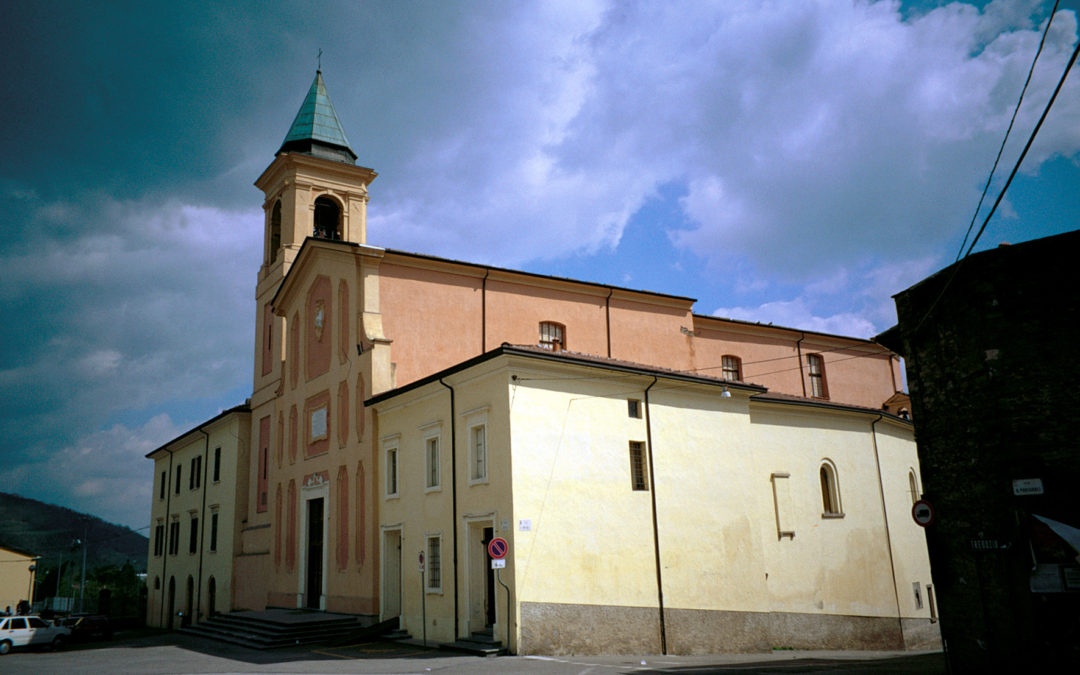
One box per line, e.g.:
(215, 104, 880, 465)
(27, 564, 36, 607)
(71, 537, 87, 614)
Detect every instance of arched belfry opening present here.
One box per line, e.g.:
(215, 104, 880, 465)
(313, 196, 342, 240)
(269, 200, 282, 261)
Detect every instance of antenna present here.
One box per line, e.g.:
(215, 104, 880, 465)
(317, 48, 323, 72)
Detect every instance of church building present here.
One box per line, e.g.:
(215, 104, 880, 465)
(146, 71, 937, 654)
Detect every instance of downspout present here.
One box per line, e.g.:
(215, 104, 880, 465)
(438, 378, 461, 638)
(605, 287, 614, 358)
(481, 269, 490, 353)
(196, 429, 210, 623)
(796, 332, 807, 397)
(870, 414, 905, 644)
(642, 376, 667, 654)
(159, 448, 174, 627)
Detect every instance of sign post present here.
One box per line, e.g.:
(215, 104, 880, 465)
(488, 538, 511, 649)
(418, 551, 426, 647)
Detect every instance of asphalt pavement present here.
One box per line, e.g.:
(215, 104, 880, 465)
(0, 629, 947, 674)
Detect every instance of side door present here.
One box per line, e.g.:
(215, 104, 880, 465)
(26, 617, 54, 645)
(5, 618, 30, 647)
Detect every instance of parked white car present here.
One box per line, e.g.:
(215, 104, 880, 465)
(0, 616, 71, 654)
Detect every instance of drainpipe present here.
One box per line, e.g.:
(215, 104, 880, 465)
(642, 376, 667, 654)
(481, 269, 490, 353)
(159, 447, 174, 627)
(605, 287, 614, 358)
(196, 429, 210, 623)
(796, 332, 807, 397)
(438, 378, 460, 638)
(870, 414, 905, 644)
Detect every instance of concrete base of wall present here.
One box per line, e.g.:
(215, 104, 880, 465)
(901, 617, 943, 651)
(520, 602, 662, 655)
(520, 602, 939, 655)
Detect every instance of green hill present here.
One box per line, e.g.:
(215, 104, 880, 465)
(0, 492, 147, 572)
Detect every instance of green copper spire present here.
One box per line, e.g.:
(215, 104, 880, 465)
(277, 70, 358, 164)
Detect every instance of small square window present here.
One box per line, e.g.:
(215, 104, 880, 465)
(628, 399, 642, 418)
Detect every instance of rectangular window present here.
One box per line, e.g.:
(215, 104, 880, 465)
(539, 321, 565, 351)
(386, 447, 398, 496)
(721, 355, 742, 381)
(159, 471, 166, 500)
(189, 517, 198, 554)
(629, 441, 648, 491)
(175, 466, 182, 495)
(190, 456, 201, 490)
(154, 523, 165, 556)
(213, 447, 221, 482)
(169, 521, 180, 556)
(913, 581, 923, 610)
(210, 512, 219, 553)
(627, 399, 642, 418)
(427, 536, 442, 591)
(808, 354, 828, 399)
(258, 416, 270, 512)
(470, 425, 487, 481)
(426, 436, 440, 489)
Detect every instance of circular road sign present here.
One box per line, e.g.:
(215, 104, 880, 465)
(912, 499, 935, 527)
(488, 537, 508, 560)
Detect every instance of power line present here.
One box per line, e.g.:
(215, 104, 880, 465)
(915, 10, 1079, 333)
(955, 1, 1060, 262)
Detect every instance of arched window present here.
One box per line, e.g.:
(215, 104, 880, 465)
(807, 353, 828, 399)
(908, 470, 920, 505)
(313, 196, 342, 240)
(539, 322, 565, 351)
(721, 355, 742, 381)
(269, 200, 282, 261)
(820, 460, 842, 516)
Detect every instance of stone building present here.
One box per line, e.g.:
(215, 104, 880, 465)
(878, 230, 1080, 670)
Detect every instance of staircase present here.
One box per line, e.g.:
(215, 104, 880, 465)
(440, 626, 506, 656)
(180, 609, 388, 649)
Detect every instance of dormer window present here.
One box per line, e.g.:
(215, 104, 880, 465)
(539, 322, 565, 351)
(313, 196, 342, 240)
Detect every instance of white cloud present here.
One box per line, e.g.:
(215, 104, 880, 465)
(363, 0, 1078, 284)
(714, 297, 878, 338)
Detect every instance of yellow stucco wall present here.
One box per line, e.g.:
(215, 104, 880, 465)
(146, 410, 249, 627)
(372, 352, 936, 654)
(0, 546, 36, 613)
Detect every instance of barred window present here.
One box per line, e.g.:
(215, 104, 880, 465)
(539, 322, 565, 351)
(629, 441, 648, 491)
(427, 536, 442, 591)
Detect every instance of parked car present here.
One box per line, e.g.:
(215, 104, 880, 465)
(0, 615, 71, 654)
(61, 614, 112, 642)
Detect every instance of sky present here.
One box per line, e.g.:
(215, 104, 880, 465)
(1, 0, 1078, 533)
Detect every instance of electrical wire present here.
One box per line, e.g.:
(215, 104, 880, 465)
(955, 0, 1060, 262)
(914, 11, 1080, 334)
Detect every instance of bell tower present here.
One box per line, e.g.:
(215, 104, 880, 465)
(255, 69, 378, 279)
(251, 69, 377, 397)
